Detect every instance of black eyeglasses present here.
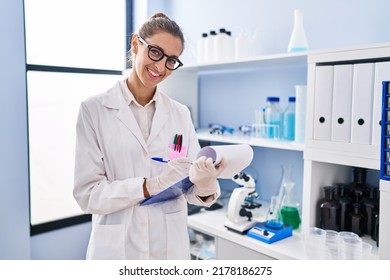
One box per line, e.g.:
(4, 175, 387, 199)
(138, 36, 183, 70)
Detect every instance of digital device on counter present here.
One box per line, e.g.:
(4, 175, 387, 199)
(247, 222, 292, 244)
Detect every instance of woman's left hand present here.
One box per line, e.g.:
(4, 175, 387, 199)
(189, 156, 228, 197)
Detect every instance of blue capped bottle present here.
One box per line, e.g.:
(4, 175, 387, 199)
(264, 97, 282, 139)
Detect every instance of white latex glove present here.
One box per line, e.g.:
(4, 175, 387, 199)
(146, 157, 192, 196)
(189, 156, 228, 197)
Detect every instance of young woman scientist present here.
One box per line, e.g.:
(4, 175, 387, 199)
(73, 13, 227, 260)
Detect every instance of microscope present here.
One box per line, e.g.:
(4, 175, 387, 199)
(224, 172, 262, 234)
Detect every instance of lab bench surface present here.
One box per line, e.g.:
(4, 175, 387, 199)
(187, 205, 379, 260)
(187, 205, 306, 260)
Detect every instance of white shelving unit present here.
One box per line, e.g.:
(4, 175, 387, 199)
(197, 130, 304, 152)
(159, 52, 308, 128)
(160, 43, 390, 259)
(304, 43, 390, 260)
(181, 51, 308, 72)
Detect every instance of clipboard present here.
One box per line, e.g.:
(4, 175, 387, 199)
(140, 144, 254, 206)
(140, 176, 194, 206)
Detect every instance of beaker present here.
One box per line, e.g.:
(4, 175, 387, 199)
(265, 196, 284, 229)
(275, 164, 288, 208)
(287, 9, 309, 52)
(279, 165, 301, 230)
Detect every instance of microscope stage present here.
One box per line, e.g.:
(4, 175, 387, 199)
(224, 219, 258, 234)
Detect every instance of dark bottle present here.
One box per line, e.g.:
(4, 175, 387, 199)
(334, 183, 352, 231)
(320, 186, 340, 231)
(347, 203, 365, 237)
(371, 209, 379, 246)
(361, 185, 379, 235)
(347, 167, 368, 203)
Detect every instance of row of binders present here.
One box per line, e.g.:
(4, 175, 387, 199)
(313, 61, 390, 146)
(381, 81, 390, 178)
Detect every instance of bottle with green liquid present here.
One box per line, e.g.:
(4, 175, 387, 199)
(279, 165, 301, 230)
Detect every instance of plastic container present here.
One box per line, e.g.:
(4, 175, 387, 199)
(197, 33, 208, 64)
(287, 9, 309, 52)
(251, 29, 262, 57)
(341, 236, 363, 260)
(206, 30, 217, 62)
(235, 31, 251, 59)
(339, 231, 359, 240)
(282, 96, 296, 141)
(303, 227, 327, 259)
(294, 85, 307, 143)
(215, 28, 232, 62)
(264, 96, 282, 139)
(225, 30, 235, 61)
(325, 230, 340, 259)
(361, 241, 373, 259)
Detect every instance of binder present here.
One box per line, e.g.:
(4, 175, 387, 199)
(331, 64, 353, 142)
(313, 65, 334, 141)
(380, 81, 390, 179)
(351, 63, 374, 145)
(373, 62, 390, 147)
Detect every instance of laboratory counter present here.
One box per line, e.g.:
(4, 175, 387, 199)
(187, 203, 379, 260)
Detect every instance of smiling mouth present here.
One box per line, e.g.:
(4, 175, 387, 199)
(148, 68, 161, 77)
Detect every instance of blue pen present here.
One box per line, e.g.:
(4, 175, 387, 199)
(151, 157, 169, 163)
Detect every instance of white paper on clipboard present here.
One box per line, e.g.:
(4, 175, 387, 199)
(195, 144, 254, 179)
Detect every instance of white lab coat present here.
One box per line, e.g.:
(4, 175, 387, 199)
(73, 80, 219, 260)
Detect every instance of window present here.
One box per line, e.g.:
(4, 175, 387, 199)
(24, 0, 132, 232)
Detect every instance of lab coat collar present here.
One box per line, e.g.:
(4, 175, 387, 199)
(147, 88, 170, 146)
(100, 81, 170, 151)
(121, 80, 158, 108)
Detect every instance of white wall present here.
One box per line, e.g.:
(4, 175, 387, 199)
(0, 0, 30, 259)
(30, 223, 91, 259)
(147, 0, 390, 64)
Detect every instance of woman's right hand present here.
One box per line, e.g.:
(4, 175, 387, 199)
(146, 157, 192, 196)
